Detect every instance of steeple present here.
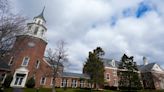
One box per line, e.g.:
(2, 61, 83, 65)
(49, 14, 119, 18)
(34, 6, 46, 22)
(26, 7, 47, 42)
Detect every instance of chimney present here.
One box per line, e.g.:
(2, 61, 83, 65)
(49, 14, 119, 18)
(143, 56, 148, 65)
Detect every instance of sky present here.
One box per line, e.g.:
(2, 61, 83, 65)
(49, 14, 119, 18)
(11, 0, 164, 73)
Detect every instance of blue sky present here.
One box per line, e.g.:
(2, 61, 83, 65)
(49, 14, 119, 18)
(11, 0, 164, 73)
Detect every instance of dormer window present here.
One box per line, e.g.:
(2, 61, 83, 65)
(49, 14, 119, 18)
(112, 60, 115, 67)
(22, 57, 30, 66)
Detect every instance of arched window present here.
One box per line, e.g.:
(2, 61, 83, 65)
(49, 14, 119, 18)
(34, 27, 39, 35)
(38, 20, 41, 24)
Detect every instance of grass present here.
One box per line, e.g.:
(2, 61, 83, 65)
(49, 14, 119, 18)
(3, 88, 164, 92)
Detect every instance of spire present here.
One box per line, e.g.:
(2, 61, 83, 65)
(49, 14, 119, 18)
(34, 6, 46, 22)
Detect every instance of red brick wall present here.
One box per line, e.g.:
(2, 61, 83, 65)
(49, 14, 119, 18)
(104, 67, 118, 87)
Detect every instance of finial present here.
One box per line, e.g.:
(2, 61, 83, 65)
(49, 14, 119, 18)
(41, 6, 45, 15)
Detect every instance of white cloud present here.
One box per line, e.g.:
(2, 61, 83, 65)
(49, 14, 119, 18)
(12, 0, 164, 73)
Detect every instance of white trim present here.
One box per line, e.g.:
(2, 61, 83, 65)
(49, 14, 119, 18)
(10, 67, 29, 88)
(50, 78, 54, 85)
(113, 79, 118, 87)
(43, 58, 51, 66)
(21, 57, 30, 66)
(71, 79, 77, 88)
(35, 60, 40, 69)
(105, 67, 117, 70)
(61, 78, 67, 87)
(106, 73, 110, 80)
(8, 56, 14, 65)
(1, 73, 7, 84)
(80, 80, 85, 88)
(40, 77, 46, 85)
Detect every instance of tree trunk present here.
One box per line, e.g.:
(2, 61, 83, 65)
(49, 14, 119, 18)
(52, 79, 56, 92)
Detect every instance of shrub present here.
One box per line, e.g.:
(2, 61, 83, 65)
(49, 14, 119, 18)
(26, 77, 35, 88)
(3, 74, 13, 88)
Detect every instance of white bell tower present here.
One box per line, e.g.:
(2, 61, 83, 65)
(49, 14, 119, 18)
(26, 7, 47, 42)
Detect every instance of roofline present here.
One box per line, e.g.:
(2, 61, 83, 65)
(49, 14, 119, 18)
(0, 68, 11, 71)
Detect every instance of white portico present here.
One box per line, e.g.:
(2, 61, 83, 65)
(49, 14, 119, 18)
(10, 67, 29, 88)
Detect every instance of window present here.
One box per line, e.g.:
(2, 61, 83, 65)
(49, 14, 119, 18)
(28, 25, 32, 30)
(61, 79, 67, 87)
(8, 56, 14, 65)
(113, 79, 118, 86)
(41, 30, 44, 36)
(22, 57, 30, 66)
(34, 27, 39, 35)
(38, 20, 41, 24)
(71, 79, 77, 88)
(40, 77, 46, 85)
(106, 73, 110, 80)
(113, 69, 117, 76)
(14, 74, 25, 85)
(80, 80, 85, 88)
(51, 78, 55, 85)
(0, 73, 7, 84)
(35, 60, 40, 69)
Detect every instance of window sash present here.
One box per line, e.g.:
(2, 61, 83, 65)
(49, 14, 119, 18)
(22, 57, 30, 66)
(40, 77, 46, 85)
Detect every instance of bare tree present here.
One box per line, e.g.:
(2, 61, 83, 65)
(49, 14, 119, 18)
(46, 40, 68, 92)
(0, 0, 26, 58)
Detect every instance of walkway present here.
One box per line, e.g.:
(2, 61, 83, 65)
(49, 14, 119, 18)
(13, 88, 23, 92)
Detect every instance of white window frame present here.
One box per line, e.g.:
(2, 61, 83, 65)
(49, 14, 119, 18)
(1, 73, 7, 84)
(80, 80, 85, 88)
(35, 60, 40, 69)
(40, 77, 46, 85)
(61, 78, 67, 87)
(106, 73, 110, 80)
(51, 78, 55, 85)
(8, 56, 14, 65)
(71, 79, 77, 88)
(113, 79, 118, 86)
(21, 57, 30, 66)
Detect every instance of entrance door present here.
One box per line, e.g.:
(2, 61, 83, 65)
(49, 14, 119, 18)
(14, 74, 25, 86)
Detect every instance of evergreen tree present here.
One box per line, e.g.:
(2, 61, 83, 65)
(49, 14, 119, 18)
(118, 54, 142, 91)
(26, 77, 35, 88)
(83, 47, 105, 89)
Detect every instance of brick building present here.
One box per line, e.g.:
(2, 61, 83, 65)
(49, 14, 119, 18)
(1, 8, 164, 90)
(103, 57, 164, 90)
(138, 57, 164, 89)
(5, 8, 89, 88)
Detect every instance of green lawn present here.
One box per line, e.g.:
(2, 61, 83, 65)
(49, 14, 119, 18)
(3, 88, 164, 92)
(4, 88, 116, 92)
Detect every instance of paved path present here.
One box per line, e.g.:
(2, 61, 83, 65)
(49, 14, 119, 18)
(13, 88, 23, 92)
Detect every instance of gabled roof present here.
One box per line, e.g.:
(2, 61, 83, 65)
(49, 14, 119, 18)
(138, 63, 156, 72)
(44, 57, 63, 67)
(102, 58, 119, 68)
(61, 72, 90, 79)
